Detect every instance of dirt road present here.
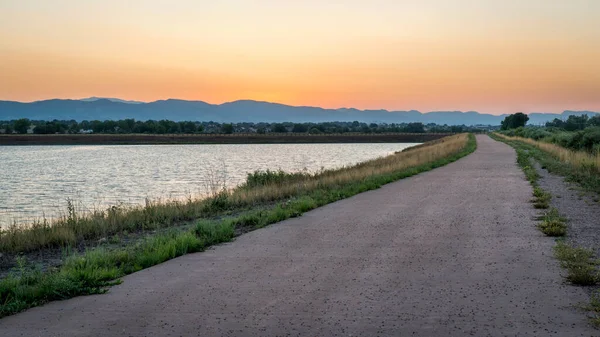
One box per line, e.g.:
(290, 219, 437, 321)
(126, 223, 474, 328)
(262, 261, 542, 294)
(0, 135, 595, 336)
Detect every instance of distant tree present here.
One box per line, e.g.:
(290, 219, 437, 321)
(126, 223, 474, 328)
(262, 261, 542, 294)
(588, 115, 600, 127)
(13, 118, 30, 134)
(450, 125, 464, 133)
(501, 112, 529, 130)
(272, 123, 288, 133)
(308, 127, 322, 134)
(564, 114, 589, 131)
(221, 123, 234, 134)
(292, 124, 308, 133)
(117, 119, 135, 133)
(403, 122, 425, 133)
(545, 118, 565, 128)
(179, 121, 198, 133)
(0, 123, 11, 134)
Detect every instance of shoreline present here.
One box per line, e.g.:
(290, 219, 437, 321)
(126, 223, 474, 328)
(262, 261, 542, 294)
(0, 133, 451, 145)
(0, 134, 476, 317)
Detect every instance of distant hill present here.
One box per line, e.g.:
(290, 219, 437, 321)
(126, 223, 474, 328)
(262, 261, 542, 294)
(0, 98, 597, 125)
(79, 97, 144, 104)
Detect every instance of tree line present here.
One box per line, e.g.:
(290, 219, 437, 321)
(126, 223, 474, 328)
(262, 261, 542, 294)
(0, 119, 484, 135)
(501, 112, 600, 131)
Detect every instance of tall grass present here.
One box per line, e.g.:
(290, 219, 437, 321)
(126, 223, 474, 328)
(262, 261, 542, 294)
(229, 134, 471, 206)
(0, 134, 472, 254)
(494, 133, 600, 174)
(494, 133, 600, 193)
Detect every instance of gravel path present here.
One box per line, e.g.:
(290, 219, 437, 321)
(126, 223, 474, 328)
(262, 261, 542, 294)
(0, 135, 596, 336)
(534, 162, 600, 257)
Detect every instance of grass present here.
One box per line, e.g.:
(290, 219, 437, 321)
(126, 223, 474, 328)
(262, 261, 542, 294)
(587, 292, 600, 326)
(0, 133, 477, 317)
(0, 133, 472, 254)
(537, 208, 567, 237)
(553, 241, 599, 286)
(490, 133, 552, 211)
(494, 133, 600, 194)
(0, 226, 226, 317)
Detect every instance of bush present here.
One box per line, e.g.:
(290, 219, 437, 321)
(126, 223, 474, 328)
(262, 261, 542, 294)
(582, 127, 600, 151)
(243, 169, 310, 188)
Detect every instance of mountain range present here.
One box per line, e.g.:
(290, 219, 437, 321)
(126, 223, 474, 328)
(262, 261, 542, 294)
(0, 98, 598, 126)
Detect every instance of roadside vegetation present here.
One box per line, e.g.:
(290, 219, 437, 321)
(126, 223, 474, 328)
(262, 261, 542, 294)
(554, 242, 599, 286)
(493, 132, 600, 194)
(492, 119, 600, 325)
(0, 133, 476, 317)
(503, 113, 600, 153)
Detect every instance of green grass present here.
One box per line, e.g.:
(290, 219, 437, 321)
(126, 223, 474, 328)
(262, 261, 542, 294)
(0, 134, 478, 318)
(493, 132, 600, 194)
(537, 208, 567, 237)
(587, 291, 600, 326)
(553, 242, 599, 286)
(0, 224, 233, 318)
(490, 133, 552, 211)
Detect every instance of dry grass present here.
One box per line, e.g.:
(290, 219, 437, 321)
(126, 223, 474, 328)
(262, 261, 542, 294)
(229, 134, 470, 205)
(0, 134, 471, 253)
(494, 133, 600, 174)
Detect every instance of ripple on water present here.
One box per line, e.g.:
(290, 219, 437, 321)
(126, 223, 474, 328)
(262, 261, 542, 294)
(0, 143, 419, 227)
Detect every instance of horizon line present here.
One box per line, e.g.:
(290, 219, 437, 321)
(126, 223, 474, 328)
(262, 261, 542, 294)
(0, 96, 598, 116)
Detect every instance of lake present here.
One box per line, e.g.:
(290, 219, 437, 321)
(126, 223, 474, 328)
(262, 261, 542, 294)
(0, 143, 418, 227)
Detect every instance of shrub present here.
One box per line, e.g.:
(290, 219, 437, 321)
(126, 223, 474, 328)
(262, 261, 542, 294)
(554, 242, 598, 286)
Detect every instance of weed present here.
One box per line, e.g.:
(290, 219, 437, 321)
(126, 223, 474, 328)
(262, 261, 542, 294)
(537, 208, 567, 237)
(588, 291, 600, 326)
(554, 242, 598, 286)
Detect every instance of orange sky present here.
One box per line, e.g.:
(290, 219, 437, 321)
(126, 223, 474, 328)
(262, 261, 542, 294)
(1, 0, 599, 114)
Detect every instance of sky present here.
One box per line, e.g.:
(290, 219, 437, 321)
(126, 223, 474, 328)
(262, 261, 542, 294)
(0, 0, 599, 114)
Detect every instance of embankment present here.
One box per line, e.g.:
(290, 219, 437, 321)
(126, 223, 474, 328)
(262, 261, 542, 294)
(0, 133, 475, 317)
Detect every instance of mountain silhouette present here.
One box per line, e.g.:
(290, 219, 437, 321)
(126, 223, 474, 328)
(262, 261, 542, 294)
(79, 97, 144, 104)
(0, 98, 597, 125)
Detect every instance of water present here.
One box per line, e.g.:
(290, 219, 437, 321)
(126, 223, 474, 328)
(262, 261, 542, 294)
(0, 143, 418, 227)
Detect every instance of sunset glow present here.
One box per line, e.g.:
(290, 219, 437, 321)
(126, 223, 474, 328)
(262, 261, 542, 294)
(1, 0, 599, 114)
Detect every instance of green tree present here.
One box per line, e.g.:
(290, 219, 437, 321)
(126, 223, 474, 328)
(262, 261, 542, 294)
(271, 123, 288, 133)
(13, 118, 30, 134)
(292, 124, 308, 133)
(1, 123, 12, 134)
(588, 115, 600, 127)
(501, 112, 529, 130)
(545, 118, 565, 128)
(564, 114, 588, 131)
(221, 123, 234, 134)
(403, 122, 425, 133)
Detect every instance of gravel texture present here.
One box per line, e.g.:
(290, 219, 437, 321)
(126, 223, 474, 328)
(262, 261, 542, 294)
(0, 135, 596, 336)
